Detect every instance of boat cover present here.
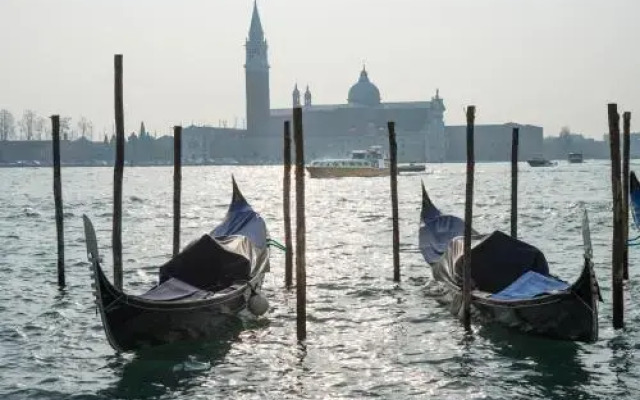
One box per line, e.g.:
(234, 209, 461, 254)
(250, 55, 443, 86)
(453, 231, 550, 293)
(213, 194, 267, 249)
(158, 234, 251, 291)
(140, 278, 209, 301)
(420, 214, 467, 264)
(490, 271, 569, 300)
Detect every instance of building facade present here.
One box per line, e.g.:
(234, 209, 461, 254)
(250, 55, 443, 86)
(445, 124, 543, 162)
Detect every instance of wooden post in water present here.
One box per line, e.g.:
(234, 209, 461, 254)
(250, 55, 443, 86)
(387, 121, 401, 282)
(293, 106, 306, 341)
(511, 127, 519, 239)
(113, 54, 124, 291)
(51, 115, 65, 288)
(283, 121, 294, 289)
(608, 103, 624, 329)
(462, 105, 476, 332)
(622, 112, 631, 281)
(173, 126, 182, 257)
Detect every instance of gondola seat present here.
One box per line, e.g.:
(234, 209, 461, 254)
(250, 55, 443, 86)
(140, 278, 209, 301)
(490, 271, 569, 300)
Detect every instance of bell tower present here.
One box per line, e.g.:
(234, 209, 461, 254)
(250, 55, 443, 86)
(245, 1, 270, 135)
(292, 84, 300, 107)
(304, 85, 312, 107)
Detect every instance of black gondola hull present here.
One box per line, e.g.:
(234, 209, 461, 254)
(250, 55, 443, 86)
(84, 178, 271, 352)
(430, 253, 598, 342)
(419, 182, 599, 342)
(91, 256, 268, 352)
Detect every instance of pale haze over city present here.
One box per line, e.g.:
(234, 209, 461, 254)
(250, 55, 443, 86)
(1, 0, 638, 138)
(3, 1, 640, 398)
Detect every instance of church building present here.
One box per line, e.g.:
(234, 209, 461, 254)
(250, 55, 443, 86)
(183, 2, 542, 164)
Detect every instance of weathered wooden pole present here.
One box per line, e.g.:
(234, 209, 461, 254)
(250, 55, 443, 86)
(608, 103, 623, 329)
(173, 126, 182, 257)
(622, 112, 631, 281)
(387, 121, 401, 282)
(283, 120, 294, 289)
(113, 54, 124, 291)
(462, 105, 476, 332)
(51, 115, 65, 288)
(293, 106, 306, 341)
(511, 127, 519, 239)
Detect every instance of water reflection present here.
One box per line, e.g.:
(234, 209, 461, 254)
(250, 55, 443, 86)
(478, 324, 595, 400)
(606, 334, 637, 396)
(99, 318, 243, 399)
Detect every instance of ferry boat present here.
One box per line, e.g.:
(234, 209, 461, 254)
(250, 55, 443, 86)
(306, 146, 389, 178)
(568, 152, 583, 163)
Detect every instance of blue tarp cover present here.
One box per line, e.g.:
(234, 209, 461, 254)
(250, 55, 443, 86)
(490, 271, 569, 300)
(213, 195, 267, 249)
(420, 215, 466, 264)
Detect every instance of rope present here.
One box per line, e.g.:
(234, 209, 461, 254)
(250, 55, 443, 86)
(266, 238, 287, 252)
(628, 234, 640, 243)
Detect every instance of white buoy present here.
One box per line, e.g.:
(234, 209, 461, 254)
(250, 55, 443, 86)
(248, 290, 269, 316)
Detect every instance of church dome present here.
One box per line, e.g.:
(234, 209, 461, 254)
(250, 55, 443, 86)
(348, 68, 381, 106)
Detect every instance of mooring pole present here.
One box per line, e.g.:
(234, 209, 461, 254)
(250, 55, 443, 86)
(173, 125, 182, 257)
(51, 115, 65, 288)
(462, 105, 476, 332)
(622, 112, 631, 281)
(511, 127, 519, 239)
(283, 120, 294, 289)
(293, 106, 306, 341)
(387, 121, 401, 282)
(113, 54, 124, 291)
(608, 103, 623, 329)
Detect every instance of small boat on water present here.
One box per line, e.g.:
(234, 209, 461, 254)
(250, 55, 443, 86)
(418, 182, 600, 342)
(568, 153, 583, 164)
(307, 146, 389, 178)
(398, 163, 427, 173)
(527, 157, 557, 167)
(83, 178, 271, 352)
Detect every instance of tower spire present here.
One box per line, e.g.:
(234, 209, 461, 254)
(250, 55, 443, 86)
(245, 0, 270, 135)
(304, 85, 312, 107)
(293, 84, 300, 107)
(249, 1, 264, 41)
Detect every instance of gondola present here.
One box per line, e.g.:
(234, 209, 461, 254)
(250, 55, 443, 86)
(630, 171, 640, 232)
(83, 178, 271, 352)
(418, 182, 600, 342)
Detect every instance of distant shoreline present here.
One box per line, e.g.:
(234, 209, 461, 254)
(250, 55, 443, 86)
(0, 162, 269, 168)
(0, 159, 623, 169)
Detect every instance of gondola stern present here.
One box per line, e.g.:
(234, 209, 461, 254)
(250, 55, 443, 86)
(420, 180, 440, 220)
(567, 258, 600, 342)
(231, 175, 249, 208)
(82, 214, 128, 353)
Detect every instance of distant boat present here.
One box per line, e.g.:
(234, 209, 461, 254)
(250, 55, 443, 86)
(306, 146, 389, 178)
(527, 157, 557, 167)
(568, 153, 583, 163)
(398, 163, 427, 173)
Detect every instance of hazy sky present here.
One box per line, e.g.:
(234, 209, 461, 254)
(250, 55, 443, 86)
(1, 0, 638, 139)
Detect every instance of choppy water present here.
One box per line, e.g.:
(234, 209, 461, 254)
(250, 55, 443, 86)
(0, 162, 639, 400)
